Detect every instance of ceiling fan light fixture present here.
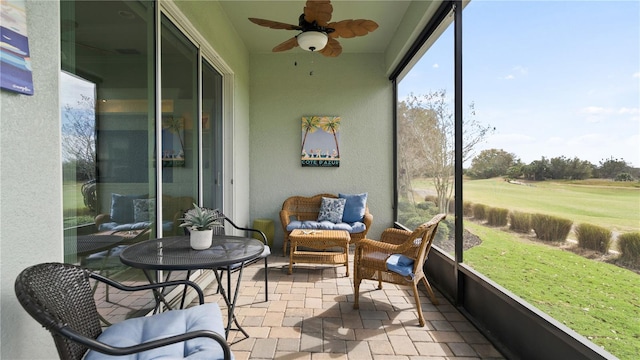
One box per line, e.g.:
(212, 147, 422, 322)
(297, 31, 328, 52)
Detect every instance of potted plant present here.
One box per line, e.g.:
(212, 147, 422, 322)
(179, 204, 224, 250)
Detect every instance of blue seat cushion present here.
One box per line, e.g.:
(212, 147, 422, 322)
(386, 254, 415, 278)
(286, 220, 365, 234)
(81, 245, 127, 270)
(98, 221, 173, 233)
(85, 303, 232, 360)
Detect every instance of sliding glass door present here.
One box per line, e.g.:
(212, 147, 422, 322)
(61, 0, 225, 267)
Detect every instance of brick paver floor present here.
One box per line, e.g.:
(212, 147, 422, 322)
(97, 252, 505, 359)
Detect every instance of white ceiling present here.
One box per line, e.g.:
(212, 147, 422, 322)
(218, 0, 413, 55)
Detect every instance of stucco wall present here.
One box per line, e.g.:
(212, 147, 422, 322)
(248, 52, 395, 251)
(0, 1, 253, 358)
(0, 1, 63, 358)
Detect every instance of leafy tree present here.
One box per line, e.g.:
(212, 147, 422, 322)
(549, 156, 569, 179)
(61, 94, 96, 181)
(547, 156, 593, 180)
(398, 90, 494, 212)
(615, 172, 634, 181)
(467, 149, 517, 179)
(597, 157, 631, 179)
(565, 157, 593, 180)
(523, 157, 551, 181)
(505, 161, 525, 179)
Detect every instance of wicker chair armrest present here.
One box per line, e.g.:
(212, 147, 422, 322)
(94, 213, 111, 228)
(89, 272, 205, 305)
(356, 238, 403, 254)
(362, 211, 373, 230)
(279, 209, 292, 229)
(380, 228, 412, 245)
(59, 326, 231, 359)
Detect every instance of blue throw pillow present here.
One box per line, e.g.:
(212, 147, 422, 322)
(110, 193, 146, 224)
(317, 197, 346, 223)
(339, 193, 368, 223)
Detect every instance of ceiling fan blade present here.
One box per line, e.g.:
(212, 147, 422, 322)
(328, 19, 379, 39)
(304, 0, 333, 26)
(272, 37, 299, 52)
(318, 37, 342, 57)
(249, 18, 301, 31)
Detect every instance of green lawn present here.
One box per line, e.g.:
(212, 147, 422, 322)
(462, 178, 640, 233)
(63, 181, 87, 211)
(464, 222, 640, 359)
(411, 178, 640, 358)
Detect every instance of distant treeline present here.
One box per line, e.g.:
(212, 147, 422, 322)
(466, 149, 639, 181)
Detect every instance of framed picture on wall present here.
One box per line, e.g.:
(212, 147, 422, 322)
(0, 0, 34, 95)
(301, 116, 340, 167)
(162, 115, 185, 167)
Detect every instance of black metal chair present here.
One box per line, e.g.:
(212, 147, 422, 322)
(216, 215, 271, 302)
(14, 262, 232, 360)
(183, 211, 271, 302)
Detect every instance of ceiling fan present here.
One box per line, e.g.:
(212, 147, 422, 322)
(248, 0, 378, 57)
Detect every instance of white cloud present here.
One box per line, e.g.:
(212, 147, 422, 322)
(500, 65, 528, 80)
(432, 63, 439, 69)
(566, 134, 602, 146)
(580, 106, 611, 115)
(547, 136, 565, 144)
(618, 107, 640, 115)
(513, 65, 528, 75)
(633, 72, 640, 78)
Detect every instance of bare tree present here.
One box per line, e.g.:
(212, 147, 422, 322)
(398, 90, 494, 213)
(62, 94, 96, 181)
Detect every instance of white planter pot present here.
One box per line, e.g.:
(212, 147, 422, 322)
(190, 229, 213, 250)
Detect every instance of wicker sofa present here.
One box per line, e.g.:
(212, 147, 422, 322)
(279, 193, 373, 255)
(95, 194, 194, 237)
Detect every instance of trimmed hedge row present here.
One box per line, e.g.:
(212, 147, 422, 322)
(486, 207, 509, 227)
(574, 223, 612, 253)
(618, 232, 640, 264)
(426, 197, 638, 261)
(509, 211, 532, 233)
(531, 214, 573, 241)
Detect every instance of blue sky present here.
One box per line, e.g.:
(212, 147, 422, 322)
(399, 0, 639, 167)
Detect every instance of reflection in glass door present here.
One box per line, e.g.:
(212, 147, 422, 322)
(202, 60, 223, 210)
(160, 14, 198, 234)
(61, 0, 156, 263)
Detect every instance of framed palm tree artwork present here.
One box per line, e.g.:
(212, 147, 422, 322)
(301, 116, 340, 167)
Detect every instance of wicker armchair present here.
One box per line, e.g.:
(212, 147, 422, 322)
(353, 214, 446, 327)
(14, 262, 231, 360)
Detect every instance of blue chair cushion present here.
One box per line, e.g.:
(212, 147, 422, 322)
(386, 254, 415, 278)
(81, 245, 127, 270)
(98, 221, 173, 233)
(85, 303, 231, 360)
(339, 193, 367, 223)
(286, 220, 366, 234)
